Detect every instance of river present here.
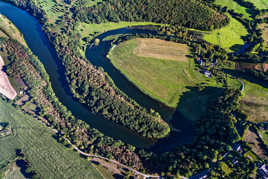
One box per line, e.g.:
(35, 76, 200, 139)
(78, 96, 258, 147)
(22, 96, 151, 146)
(0, 1, 194, 151)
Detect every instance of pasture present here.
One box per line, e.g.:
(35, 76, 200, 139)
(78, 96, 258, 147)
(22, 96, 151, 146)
(0, 99, 103, 179)
(240, 80, 268, 123)
(203, 16, 247, 51)
(214, 0, 251, 19)
(109, 38, 221, 108)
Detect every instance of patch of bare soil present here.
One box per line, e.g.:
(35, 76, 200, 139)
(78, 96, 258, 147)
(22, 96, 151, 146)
(244, 127, 267, 159)
(134, 38, 189, 62)
(0, 56, 17, 99)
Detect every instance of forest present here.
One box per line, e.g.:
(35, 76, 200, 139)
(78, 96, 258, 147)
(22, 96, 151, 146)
(73, 0, 229, 30)
(1, 0, 266, 178)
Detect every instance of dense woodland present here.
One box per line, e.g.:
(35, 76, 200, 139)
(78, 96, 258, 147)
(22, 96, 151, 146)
(0, 38, 145, 169)
(143, 89, 256, 177)
(73, 0, 229, 30)
(1, 0, 265, 177)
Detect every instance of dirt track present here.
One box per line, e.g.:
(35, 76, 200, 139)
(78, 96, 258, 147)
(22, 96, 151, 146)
(0, 56, 17, 99)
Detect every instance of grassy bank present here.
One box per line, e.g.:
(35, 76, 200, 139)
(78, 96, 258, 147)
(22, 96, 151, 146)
(204, 16, 247, 51)
(0, 14, 26, 46)
(0, 99, 103, 179)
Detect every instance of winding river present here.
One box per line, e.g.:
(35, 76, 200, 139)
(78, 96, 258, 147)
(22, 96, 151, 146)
(0, 1, 194, 151)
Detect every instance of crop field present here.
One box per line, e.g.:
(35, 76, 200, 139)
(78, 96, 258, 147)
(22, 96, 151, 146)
(214, 0, 251, 19)
(203, 16, 248, 51)
(247, 0, 268, 10)
(244, 127, 267, 159)
(0, 99, 103, 179)
(240, 80, 268, 123)
(0, 14, 26, 46)
(108, 38, 225, 108)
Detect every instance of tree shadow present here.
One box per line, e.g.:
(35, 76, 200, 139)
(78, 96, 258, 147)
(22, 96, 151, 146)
(224, 69, 268, 88)
(0, 122, 8, 128)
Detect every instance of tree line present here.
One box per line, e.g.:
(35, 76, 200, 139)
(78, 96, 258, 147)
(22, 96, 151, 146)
(73, 0, 229, 30)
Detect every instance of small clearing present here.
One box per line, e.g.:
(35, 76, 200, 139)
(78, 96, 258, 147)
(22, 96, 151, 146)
(134, 38, 189, 62)
(0, 56, 17, 100)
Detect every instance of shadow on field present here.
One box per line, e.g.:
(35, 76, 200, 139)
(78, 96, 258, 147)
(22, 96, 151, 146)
(176, 86, 224, 122)
(224, 69, 268, 88)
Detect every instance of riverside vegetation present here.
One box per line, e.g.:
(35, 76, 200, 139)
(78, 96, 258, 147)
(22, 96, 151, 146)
(1, 0, 268, 178)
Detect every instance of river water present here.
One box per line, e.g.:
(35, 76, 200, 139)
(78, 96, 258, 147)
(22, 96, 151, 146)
(0, 1, 194, 151)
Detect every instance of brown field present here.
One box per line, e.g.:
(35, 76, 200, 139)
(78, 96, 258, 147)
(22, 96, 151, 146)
(236, 62, 268, 72)
(0, 56, 17, 100)
(241, 96, 268, 123)
(133, 38, 189, 62)
(244, 127, 267, 159)
(259, 23, 268, 47)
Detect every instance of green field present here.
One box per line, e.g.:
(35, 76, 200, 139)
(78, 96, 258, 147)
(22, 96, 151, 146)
(0, 99, 103, 179)
(214, 0, 251, 19)
(259, 130, 268, 147)
(247, 0, 268, 10)
(204, 16, 248, 51)
(108, 38, 223, 108)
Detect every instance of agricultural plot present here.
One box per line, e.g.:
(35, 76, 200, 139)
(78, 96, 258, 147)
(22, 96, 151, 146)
(108, 38, 223, 108)
(244, 127, 267, 159)
(0, 99, 103, 179)
(240, 80, 268, 123)
(203, 16, 248, 51)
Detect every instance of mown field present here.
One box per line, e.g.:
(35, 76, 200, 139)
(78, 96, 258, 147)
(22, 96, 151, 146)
(204, 16, 248, 51)
(108, 38, 230, 108)
(0, 99, 103, 179)
(214, 0, 251, 19)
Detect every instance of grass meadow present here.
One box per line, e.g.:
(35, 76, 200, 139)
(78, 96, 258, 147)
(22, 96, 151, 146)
(109, 38, 227, 108)
(0, 99, 103, 179)
(204, 16, 248, 51)
(214, 0, 251, 19)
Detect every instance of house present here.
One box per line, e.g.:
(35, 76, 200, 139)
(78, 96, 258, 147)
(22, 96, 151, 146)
(259, 164, 268, 179)
(204, 71, 211, 78)
(196, 57, 203, 66)
(233, 143, 243, 154)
